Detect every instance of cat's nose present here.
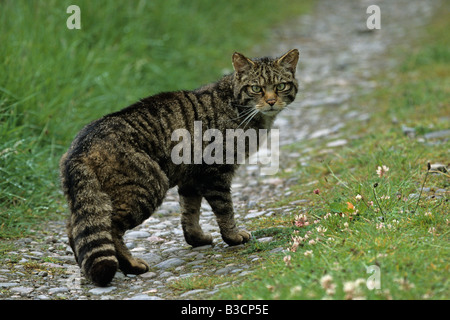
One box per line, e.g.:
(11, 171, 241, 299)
(266, 99, 276, 106)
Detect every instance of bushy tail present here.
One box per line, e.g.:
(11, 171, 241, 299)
(60, 154, 118, 287)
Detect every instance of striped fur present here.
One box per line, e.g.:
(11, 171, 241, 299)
(60, 49, 299, 286)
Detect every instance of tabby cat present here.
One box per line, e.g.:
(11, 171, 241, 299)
(60, 49, 299, 286)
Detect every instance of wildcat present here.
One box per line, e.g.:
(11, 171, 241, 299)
(60, 49, 299, 286)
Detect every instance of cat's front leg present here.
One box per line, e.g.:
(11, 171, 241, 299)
(178, 186, 213, 247)
(204, 187, 251, 246)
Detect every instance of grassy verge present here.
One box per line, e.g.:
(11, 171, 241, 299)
(0, 0, 313, 239)
(213, 8, 449, 300)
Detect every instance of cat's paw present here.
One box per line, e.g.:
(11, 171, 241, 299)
(134, 258, 150, 274)
(222, 229, 251, 246)
(185, 232, 214, 247)
(120, 257, 149, 275)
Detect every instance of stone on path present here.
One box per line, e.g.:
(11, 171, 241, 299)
(154, 258, 185, 270)
(89, 286, 117, 295)
(125, 231, 151, 239)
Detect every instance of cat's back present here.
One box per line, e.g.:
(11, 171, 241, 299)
(64, 91, 185, 157)
(61, 84, 235, 177)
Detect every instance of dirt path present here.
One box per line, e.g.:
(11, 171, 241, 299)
(0, 0, 440, 300)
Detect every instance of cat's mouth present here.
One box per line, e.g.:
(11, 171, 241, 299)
(258, 103, 284, 116)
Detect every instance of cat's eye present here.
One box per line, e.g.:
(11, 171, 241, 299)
(276, 83, 287, 91)
(250, 85, 262, 93)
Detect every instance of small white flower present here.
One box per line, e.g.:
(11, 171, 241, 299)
(376, 222, 384, 229)
(320, 275, 334, 288)
(304, 250, 313, 257)
(290, 286, 302, 295)
(320, 275, 336, 296)
(376, 165, 389, 177)
(343, 279, 366, 300)
(343, 281, 356, 294)
(283, 255, 292, 266)
(394, 278, 415, 291)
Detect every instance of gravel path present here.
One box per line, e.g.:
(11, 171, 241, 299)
(0, 0, 441, 300)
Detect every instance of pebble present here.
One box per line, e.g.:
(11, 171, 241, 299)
(137, 252, 162, 264)
(245, 211, 266, 219)
(49, 287, 69, 295)
(326, 139, 348, 147)
(89, 286, 117, 295)
(10, 287, 34, 295)
(0, 283, 19, 288)
(154, 258, 185, 270)
(290, 199, 309, 205)
(215, 266, 238, 275)
(127, 294, 164, 300)
(257, 237, 274, 243)
(180, 289, 207, 298)
(424, 129, 450, 139)
(147, 236, 165, 243)
(125, 231, 151, 239)
(140, 272, 158, 279)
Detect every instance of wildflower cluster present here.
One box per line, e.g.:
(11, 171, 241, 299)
(319, 275, 367, 300)
(394, 278, 415, 291)
(343, 278, 367, 300)
(282, 161, 443, 298)
(294, 213, 309, 227)
(286, 229, 318, 257)
(320, 274, 336, 296)
(375, 219, 399, 230)
(284, 212, 330, 266)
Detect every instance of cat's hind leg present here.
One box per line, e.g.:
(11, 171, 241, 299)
(106, 153, 169, 274)
(112, 229, 149, 275)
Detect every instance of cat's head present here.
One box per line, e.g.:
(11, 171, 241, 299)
(232, 49, 299, 116)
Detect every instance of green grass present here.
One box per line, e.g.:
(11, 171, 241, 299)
(215, 7, 449, 300)
(0, 0, 313, 238)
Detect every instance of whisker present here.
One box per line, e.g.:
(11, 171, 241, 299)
(237, 107, 257, 117)
(245, 110, 260, 129)
(237, 110, 255, 128)
(221, 106, 257, 122)
(238, 109, 259, 130)
(237, 112, 253, 128)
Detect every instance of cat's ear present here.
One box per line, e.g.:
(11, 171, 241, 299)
(232, 52, 255, 73)
(276, 49, 299, 74)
